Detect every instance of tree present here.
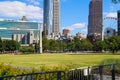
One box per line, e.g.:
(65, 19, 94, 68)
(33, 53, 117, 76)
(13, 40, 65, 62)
(67, 40, 75, 51)
(59, 41, 67, 52)
(3, 40, 20, 52)
(42, 36, 50, 52)
(0, 37, 4, 53)
(100, 40, 108, 51)
(93, 41, 101, 52)
(20, 46, 34, 53)
(81, 39, 93, 51)
(74, 37, 82, 51)
(49, 40, 60, 51)
(106, 36, 120, 53)
(34, 43, 39, 53)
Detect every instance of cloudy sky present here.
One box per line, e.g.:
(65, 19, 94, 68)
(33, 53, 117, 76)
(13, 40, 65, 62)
(0, 0, 120, 35)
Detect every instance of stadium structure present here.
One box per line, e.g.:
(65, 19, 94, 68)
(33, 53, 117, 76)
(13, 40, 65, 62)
(0, 16, 39, 45)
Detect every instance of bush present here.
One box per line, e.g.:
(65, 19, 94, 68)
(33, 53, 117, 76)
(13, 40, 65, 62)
(98, 59, 120, 75)
(0, 63, 22, 76)
(19, 46, 35, 54)
(0, 63, 78, 76)
(100, 58, 120, 65)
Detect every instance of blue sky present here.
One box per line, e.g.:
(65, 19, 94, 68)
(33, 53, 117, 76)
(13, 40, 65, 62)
(0, 0, 120, 36)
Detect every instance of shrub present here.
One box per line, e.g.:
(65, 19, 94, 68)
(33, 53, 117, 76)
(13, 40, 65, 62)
(100, 58, 120, 65)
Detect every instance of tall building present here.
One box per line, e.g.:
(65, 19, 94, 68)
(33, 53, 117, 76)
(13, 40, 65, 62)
(53, 0, 60, 35)
(43, 0, 51, 35)
(118, 10, 120, 35)
(43, 0, 60, 36)
(88, 0, 103, 40)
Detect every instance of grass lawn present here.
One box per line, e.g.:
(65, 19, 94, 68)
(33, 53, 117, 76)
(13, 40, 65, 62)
(0, 53, 120, 68)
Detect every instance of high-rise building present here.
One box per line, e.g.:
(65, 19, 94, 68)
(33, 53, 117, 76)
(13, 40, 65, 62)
(118, 10, 120, 35)
(43, 0, 60, 36)
(43, 0, 52, 35)
(53, 0, 60, 35)
(88, 0, 103, 40)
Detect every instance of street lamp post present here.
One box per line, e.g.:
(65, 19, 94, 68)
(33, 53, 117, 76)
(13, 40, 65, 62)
(39, 23, 42, 53)
(102, 28, 104, 41)
(59, 37, 62, 53)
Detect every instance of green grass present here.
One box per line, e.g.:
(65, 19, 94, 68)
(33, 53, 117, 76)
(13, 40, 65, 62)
(0, 53, 120, 69)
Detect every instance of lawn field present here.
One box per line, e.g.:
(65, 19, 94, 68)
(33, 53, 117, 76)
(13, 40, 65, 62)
(0, 53, 120, 68)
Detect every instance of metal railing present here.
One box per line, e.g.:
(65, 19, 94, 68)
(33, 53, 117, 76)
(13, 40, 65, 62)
(0, 70, 66, 80)
(68, 64, 120, 80)
(0, 64, 120, 80)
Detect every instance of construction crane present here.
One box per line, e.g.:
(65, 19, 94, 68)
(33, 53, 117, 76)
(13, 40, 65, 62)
(112, 0, 120, 4)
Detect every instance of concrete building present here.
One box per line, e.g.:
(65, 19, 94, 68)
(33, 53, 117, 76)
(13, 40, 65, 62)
(88, 0, 103, 40)
(76, 32, 86, 40)
(12, 31, 37, 45)
(53, 0, 60, 35)
(63, 29, 70, 36)
(43, 0, 60, 36)
(118, 10, 120, 35)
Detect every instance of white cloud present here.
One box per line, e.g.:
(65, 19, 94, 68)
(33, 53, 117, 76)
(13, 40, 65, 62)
(104, 12, 117, 18)
(63, 23, 86, 31)
(62, 23, 87, 35)
(106, 12, 117, 17)
(0, 1, 43, 21)
(0, 18, 4, 21)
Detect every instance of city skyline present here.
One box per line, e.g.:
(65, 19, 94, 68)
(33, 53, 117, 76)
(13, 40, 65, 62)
(0, 0, 120, 36)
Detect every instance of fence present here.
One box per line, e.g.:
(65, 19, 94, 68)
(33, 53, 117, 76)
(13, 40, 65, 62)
(0, 64, 120, 80)
(68, 64, 120, 80)
(0, 70, 65, 80)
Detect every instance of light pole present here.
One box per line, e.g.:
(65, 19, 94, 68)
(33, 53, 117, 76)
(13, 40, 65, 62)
(101, 23, 104, 41)
(59, 37, 62, 53)
(39, 23, 42, 53)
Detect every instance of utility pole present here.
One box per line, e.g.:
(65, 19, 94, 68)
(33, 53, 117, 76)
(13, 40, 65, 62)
(39, 23, 42, 53)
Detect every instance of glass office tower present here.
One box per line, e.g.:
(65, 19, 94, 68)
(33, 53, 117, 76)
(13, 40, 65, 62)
(43, 0, 53, 35)
(43, 0, 60, 36)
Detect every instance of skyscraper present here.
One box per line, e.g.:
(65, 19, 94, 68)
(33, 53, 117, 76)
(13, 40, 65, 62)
(118, 10, 120, 35)
(53, 0, 60, 35)
(88, 0, 103, 40)
(43, 0, 51, 35)
(43, 0, 60, 36)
